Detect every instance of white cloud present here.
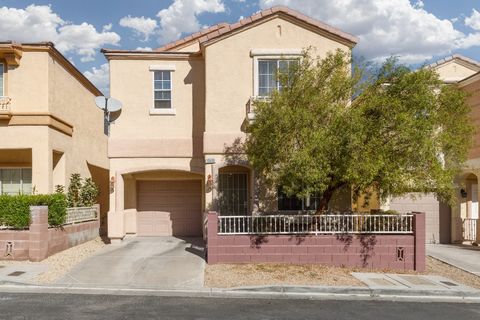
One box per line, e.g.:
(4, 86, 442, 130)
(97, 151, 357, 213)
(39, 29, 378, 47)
(156, 0, 225, 43)
(119, 15, 158, 41)
(0, 5, 120, 62)
(465, 9, 480, 31)
(259, 0, 480, 63)
(83, 63, 109, 95)
(135, 47, 153, 51)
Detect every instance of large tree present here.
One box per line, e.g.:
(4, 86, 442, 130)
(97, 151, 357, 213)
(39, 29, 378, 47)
(245, 50, 474, 211)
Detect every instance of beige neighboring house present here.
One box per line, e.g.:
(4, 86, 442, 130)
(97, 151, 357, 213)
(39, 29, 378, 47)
(0, 41, 109, 231)
(104, 6, 359, 241)
(386, 54, 480, 244)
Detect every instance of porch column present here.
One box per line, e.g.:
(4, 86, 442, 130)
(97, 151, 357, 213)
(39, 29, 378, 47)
(451, 197, 464, 243)
(115, 172, 124, 213)
(31, 146, 52, 194)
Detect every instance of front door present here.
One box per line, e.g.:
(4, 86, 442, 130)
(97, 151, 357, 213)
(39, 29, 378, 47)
(218, 172, 248, 215)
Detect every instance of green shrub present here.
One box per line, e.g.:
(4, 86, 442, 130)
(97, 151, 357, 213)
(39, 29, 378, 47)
(80, 178, 99, 207)
(64, 174, 100, 207)
(0, 193, 67, 229)
(67, 173, 82, 207)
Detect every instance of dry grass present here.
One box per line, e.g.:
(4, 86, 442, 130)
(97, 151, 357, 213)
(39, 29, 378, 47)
(205, 263, 366, 288)
(426, 256, 480, 289)
(205, 257, 480, 289)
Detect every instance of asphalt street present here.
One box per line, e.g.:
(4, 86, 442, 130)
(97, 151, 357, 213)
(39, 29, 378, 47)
(0, 293, 479, 320)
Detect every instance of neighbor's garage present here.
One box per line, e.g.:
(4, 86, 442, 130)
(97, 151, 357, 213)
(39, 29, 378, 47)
(388, 193, 451, 244)
(136, 180, 202, 237)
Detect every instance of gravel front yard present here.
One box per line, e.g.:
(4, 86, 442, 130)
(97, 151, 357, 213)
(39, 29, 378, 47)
(0, 237, 106, 284)
(205, 256, 480, 289)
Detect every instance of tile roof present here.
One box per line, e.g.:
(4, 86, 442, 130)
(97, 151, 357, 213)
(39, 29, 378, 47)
(428, 54, 480, 70)
(156, 5, 358, 52)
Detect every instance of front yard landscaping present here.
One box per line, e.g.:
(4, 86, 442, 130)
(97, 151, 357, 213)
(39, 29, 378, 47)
(205, 257, 480, 289)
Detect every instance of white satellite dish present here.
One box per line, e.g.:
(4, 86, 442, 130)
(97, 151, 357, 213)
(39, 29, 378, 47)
(95, 96, 123, 113)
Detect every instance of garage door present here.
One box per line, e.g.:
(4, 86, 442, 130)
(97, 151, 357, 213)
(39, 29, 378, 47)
(389, 192, 451, 244)
(137, 180, 202, 237)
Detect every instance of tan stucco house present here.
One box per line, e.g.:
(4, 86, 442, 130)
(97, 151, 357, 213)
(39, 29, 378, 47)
(386, 54, 480, 244)
(104, 6, 359, 241)
(0, 41, 109, 230)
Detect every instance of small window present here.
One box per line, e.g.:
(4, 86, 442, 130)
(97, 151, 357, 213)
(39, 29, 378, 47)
(0, 63, 4, 96)
(0, 168, 32, 195)
(258, 59, 298, 97)
(153, 71, 172, 109)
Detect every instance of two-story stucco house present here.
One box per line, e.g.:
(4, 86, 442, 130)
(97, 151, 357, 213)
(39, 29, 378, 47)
(104, 6, 359, 242)
(0, 41, 109, 231)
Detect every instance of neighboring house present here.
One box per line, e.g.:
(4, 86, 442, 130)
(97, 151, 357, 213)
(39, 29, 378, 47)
(0, 41, 109, 232)
(104, 6, 360, 241)
(385, 54, 480, 244)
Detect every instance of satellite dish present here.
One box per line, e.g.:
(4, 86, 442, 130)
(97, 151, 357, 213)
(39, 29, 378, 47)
(106, 98, 122, 113)
(95, 96, 123, 113)
(95, 96, 107, 110)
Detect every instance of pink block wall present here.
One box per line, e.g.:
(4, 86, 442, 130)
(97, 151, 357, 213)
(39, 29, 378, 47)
(207, 212, 426, 271)
(0, 206, 100, 262)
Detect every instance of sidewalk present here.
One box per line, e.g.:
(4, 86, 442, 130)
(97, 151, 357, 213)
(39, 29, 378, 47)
(427, 244, 480, 276)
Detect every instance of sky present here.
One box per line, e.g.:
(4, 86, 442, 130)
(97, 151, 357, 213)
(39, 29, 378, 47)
(1, 0, 480, 95)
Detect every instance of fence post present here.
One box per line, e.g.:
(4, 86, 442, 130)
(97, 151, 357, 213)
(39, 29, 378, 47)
(413, 212, 426, 271)
(28, 206, 49, 262)
(207, 211, 218, 264)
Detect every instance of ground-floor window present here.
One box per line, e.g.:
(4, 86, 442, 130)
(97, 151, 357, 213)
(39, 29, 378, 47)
(277, 187, 321, 211)
(0, 168, 32, 195)
(218, 172, 248, 215)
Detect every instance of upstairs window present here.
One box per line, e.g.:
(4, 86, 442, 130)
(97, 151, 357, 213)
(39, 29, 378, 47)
(0, 63, 4, 96)
(153, 70, 172, 109)
(258, 59, 298, 97)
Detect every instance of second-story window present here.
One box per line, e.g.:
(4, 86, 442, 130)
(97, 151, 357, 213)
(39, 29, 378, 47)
(0, 63, 4, 97)
(154, 70, 172, 109)
(258, 59, 298, 97)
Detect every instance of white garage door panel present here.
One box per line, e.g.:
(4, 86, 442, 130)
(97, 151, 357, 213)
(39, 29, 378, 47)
(389, 193, 440, 244)
(137, 180, 202, 237)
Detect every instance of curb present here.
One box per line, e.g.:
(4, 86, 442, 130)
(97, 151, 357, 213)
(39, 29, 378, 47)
(1, 282, 480, 303)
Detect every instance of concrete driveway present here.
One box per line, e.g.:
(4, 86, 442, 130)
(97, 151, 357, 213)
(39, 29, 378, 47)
(57, 237, 205, 289)
(427, 244, 480, 276)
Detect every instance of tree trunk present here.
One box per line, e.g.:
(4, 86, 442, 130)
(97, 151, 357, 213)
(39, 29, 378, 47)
(317, 187, 336, 212)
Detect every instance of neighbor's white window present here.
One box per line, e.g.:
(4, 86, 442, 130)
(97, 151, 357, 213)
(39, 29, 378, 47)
(0, 63, 4, 97)
(153, 70, 172, 109)
(258, 59, 298, 97)
(0, 168, 32, 195)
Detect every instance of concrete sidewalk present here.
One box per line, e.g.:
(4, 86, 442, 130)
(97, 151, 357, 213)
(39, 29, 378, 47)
(427, 244, 480, 276)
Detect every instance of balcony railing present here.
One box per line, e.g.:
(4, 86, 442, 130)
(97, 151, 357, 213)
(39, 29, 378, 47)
(0, 96, 12, 119)
(246, 96, 270, 121)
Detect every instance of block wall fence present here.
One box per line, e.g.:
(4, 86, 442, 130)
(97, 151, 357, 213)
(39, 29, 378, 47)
(0, 206, 100, 262)
(207, 212, 426, 271)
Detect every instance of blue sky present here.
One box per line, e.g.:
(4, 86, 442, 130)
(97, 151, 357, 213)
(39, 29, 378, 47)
(1, 0, 480, 94)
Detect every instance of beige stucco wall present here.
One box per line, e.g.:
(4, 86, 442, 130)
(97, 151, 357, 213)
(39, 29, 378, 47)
(203, 17, 350, 154)
(0, 49, 109, 218)
(434, 60, 478, 83)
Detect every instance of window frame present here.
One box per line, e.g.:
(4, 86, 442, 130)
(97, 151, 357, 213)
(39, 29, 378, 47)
(257, 59, 298, 97)
(0, 167, 32, 195)
(149, 65, 176, 115)
(251, 49, 302, 98)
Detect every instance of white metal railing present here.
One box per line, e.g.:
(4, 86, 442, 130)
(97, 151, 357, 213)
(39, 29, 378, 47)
(0, 96, 11, 112)
(64, 207, 97, 225)
(217, 214, 414, 235)
(246, 96, 270, 121)
(463, 218, 478, 242)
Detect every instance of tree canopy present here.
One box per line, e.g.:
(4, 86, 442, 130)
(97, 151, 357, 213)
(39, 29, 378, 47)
(245, 49, 474, 211)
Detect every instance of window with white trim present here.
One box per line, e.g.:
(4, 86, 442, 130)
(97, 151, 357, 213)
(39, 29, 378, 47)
(0, 168, 32, 195)
(258, 59, 298, 97)
(153, 70, 172, 109)
(0, 63, 4, 97)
